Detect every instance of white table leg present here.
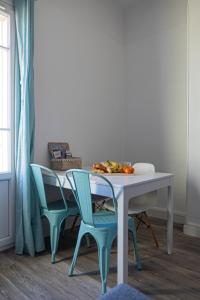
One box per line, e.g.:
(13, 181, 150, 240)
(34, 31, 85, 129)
(167, 181, 174, 254)
(117, 189, 129, 284)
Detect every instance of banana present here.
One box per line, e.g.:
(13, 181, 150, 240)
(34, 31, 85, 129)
(106, 166, 113, 173)
(92, 160, 126, 174)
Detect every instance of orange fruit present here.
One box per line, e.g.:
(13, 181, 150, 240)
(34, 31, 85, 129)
(122, 166, 134, 174)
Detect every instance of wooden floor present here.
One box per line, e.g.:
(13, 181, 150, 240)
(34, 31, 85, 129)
(1, 218, 200, 300)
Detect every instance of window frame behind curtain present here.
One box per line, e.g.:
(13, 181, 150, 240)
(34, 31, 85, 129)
(0, 0, 14, 177)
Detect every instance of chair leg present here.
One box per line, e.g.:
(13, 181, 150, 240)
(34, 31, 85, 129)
(97, 238, 112, 294)
(61, 219, 66, 237)
(92, 202, 96, 213)
(71, 215, 79, 233)
(68, 227, 84, 276)
(143, 212, 159, 248)
(49, 217, 64, 264)
(135, 214, 146, 231)
(128, 220, 142, 271)
(70, 215, 90, 247)
(85, 234, 91, 248)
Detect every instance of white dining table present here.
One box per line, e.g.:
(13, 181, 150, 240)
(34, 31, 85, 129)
(44, 171, 174, 284)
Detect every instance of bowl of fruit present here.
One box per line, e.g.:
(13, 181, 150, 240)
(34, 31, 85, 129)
(91, 160, 134, 175)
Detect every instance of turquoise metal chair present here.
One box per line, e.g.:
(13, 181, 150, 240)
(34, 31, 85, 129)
(30, 164, 79, 263)
(65, 169, 141, 294)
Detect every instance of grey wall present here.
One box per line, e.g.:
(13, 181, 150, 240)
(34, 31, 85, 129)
(124, 0, 188, 215)
(34, 0, 125, 166)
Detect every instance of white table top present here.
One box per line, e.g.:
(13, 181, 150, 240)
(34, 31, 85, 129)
(54, 171, 173, 188)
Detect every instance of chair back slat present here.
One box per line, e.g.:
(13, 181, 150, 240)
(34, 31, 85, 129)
(69, 171, 94, 226)
(133, 163, 155, 175)
(30, 164, 68, 211)
(31, 164, 48, 209)
(66, 169, 117, 227)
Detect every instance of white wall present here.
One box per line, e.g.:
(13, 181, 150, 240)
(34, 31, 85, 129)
(124, 0, 188, 216)
(34, 0, 125, 166)
(34, 0, 188, 221)
(184, 0, 200, 237)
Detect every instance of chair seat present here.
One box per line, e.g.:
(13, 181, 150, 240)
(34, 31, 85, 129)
(93, 211, 116, 228)
(47, 200, 79, 215)
(104, 199, 140, 215)
(93, 211, 133, 228)
(104, 192, 157, 215)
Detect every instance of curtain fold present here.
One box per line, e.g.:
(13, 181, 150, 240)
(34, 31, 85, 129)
(15, 0, 45, 255)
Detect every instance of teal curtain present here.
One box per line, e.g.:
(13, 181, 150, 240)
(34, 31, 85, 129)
(15, 0, 45, 255)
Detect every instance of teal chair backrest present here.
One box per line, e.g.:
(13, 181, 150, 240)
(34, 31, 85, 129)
(30, 164, 68, 211)
(65, 169, 117, 227)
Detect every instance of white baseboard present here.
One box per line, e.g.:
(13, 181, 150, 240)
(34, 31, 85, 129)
(148, 207, 185, 224)
(0, 242, 14, 252)
(183, 223, 200, 238)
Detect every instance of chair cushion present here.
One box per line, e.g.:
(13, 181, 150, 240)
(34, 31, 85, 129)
(97, 284, 150, 300)
(47, 200, 79, 215)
